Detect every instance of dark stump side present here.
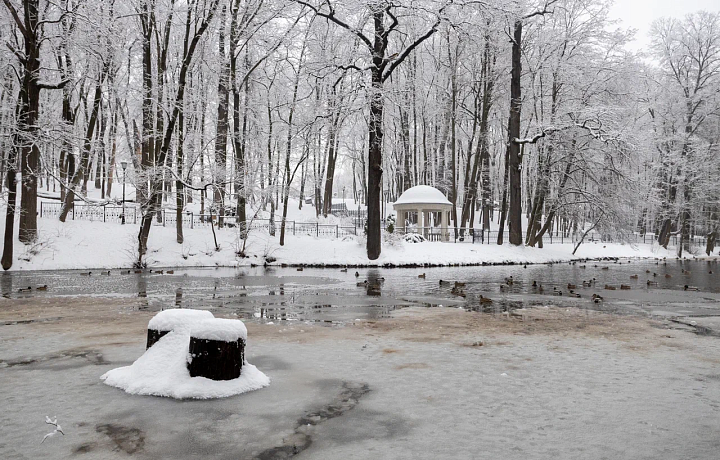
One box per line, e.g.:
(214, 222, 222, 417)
(146, 329, 170, 349)
(187, 337, 245, 381)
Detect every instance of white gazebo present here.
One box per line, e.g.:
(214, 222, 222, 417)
(393, 185, 453, 242)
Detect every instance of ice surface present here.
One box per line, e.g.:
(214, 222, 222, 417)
(101, 330, 268, 399)
(147, 308, 214, 332)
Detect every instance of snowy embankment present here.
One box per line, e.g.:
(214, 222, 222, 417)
(1, 214, 691, 271)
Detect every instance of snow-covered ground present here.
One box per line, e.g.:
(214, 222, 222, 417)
(0, 213, 691, 271)
(2, 197, 709, 271)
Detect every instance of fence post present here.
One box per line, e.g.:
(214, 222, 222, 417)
(316, 222, 319, 237)
(103, 205, 106, 223)
(336, 225, 338, 238)
(134, 208, 137, 225)
(40, 201, 43, 218)
(72, 205, 75, 220)
(162, 210, 165, 227)
(293, 221, 296, 235)
(191, 213, 194, 229)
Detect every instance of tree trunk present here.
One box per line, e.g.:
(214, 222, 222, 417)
(60, 67, 107, 222)
(506, 20, 523, 246)
(214, 7, 229, 228)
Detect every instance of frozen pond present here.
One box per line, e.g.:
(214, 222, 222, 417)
(2, 259, 720, 324)
(2, 260, 720, 459)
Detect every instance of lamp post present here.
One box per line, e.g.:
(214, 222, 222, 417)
(121, 161, 128, 224)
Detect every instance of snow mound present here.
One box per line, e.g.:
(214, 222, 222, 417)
(394, 185, 452, 206)
(148, 308, 214, 332)
(101, 330, 269, 399)
(190, 318, 248, 342)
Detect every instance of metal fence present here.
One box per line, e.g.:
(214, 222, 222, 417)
(391, 226, 707, 247)
(39, 201, 359, 238)
(40, 201, 139, 224)
(39, 201, 706, 247)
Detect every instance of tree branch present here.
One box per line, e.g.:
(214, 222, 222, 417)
(294, 0, 373, 50)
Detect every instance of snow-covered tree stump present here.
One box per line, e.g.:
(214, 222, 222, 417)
(188, 319, 247, 381)
(146, 309, 214, 349)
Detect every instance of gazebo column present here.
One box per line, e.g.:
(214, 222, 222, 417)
(442, 210, 449, 241)
(423, 210, 430, 237)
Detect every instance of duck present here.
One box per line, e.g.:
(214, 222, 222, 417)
(532, 280, 538, 288)
(646, 270, 651, 273)
(553, 290, 563, 296)
(80, 271, 92, 276)
(134, 269, 143, 274)
(630, 274, 639, 279)
(601, 267, 609, 270)
(567, 283, 577, 290)
(418, 273, 426, 279)
(499, 284, 507, 292)
(454, 281, 466, 288)
(683, 285, 699, 291)
(665, 273, 672, 278)
(620, 284, 631, 290)
(451, 286, 466, 297)
(579, 265, 586, 269)
(683, 270, 691, 275)
(36, 285, 48, 291)
(340, 268, 348, 273)
(102, 270, 110, 275)
(653, 272, 658, 277)
(18, 286, 32, 293)
(166, 270, 174, 274)
(479, 295, 493, 305)
(297, 267, 304, 271)
(604, 284, 616, 290)
(356, 281, 368, 287)
(647, 280, 658, 286)
(573, 293, 581, 298)
(538, 285, 545, 294)
(592, 293, 603, 303)
(355, 271, 360, 277)
(504, 276, 514, 285)
(439, 280, 452, 286)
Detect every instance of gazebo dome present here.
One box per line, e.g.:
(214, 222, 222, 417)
(394, 185, 452, 207)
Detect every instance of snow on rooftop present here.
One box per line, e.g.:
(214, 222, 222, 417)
(101, 330, 269, 399)
(394, 185, 452, 207)
(190, 318, 248, 342)
(148, 309, 214, 332)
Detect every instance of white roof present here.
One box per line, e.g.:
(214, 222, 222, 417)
(393, 185, 452, 208)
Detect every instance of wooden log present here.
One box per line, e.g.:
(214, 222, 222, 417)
(188, 337, 245, 381)
(146, 329, 169, 349)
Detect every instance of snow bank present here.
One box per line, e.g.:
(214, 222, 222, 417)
(148, 309, 214, 332)
(190, 318, 248, 342)
(1, 206, 709, 271)
(101, 330, 269, 399)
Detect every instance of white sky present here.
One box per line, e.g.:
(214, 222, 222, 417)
(609, 0, 720, 51)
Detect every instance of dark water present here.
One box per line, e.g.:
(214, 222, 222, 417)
(2, 259, 720, 323)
